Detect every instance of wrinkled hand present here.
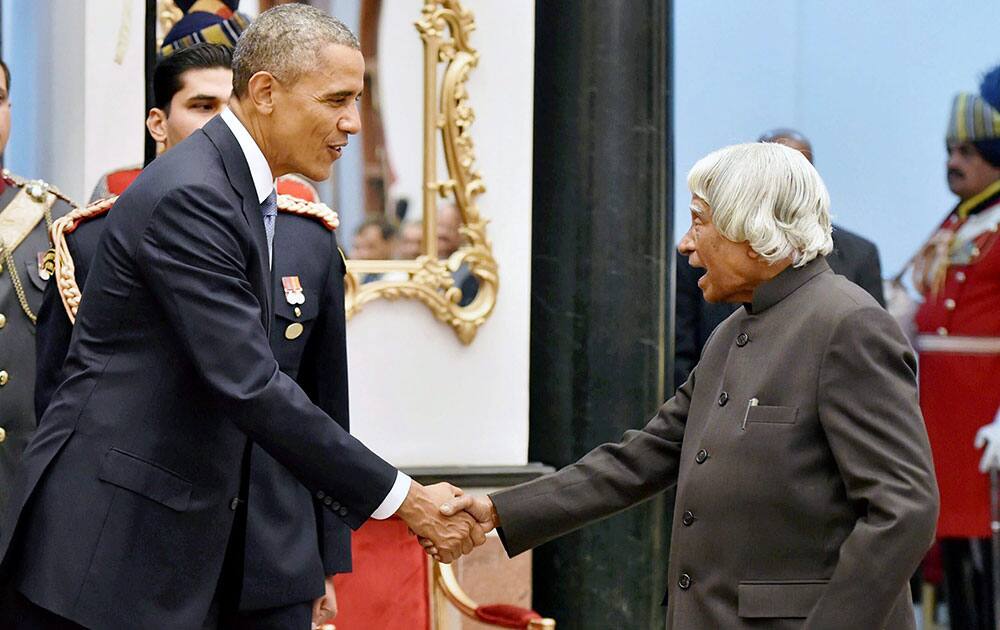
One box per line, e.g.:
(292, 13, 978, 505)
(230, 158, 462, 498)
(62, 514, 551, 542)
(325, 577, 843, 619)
(975, 407, 1000, 473)
(396, 481, 486, 563)
(311, 574, 337, 628)
(418, 494, 499, 559)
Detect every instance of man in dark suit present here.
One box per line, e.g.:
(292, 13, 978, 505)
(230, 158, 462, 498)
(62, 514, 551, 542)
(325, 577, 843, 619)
(439, 143, 938, 628)
(34, 44, 355, 629)
(673, 129, 885, 388)
(0, 7, 483, 629)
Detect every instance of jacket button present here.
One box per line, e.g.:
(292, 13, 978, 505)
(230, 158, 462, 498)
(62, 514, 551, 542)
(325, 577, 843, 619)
(338, 507, 349, 517)
(681, 511, 695, 526)
(316, 490, 326, 500)
(0, 427, 5, 443)
(0, 313, 6, 328)
(695, 449, 708, 464)
(718, 391, 728, 406)
(736, 332, 749, 347)
(678, 573, 692, 590)
(229, 498, 241, 510)
(323, 496, 333, 506)
(956, 271, 966, 283)
(331, 501, 341, 511)
(0, 371, 9, 387)
(944, 298, 956, 310)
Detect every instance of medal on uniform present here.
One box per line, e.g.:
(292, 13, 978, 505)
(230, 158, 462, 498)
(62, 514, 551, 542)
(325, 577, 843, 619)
(38, 249, 55, 281)
(281, 275, 305, 305)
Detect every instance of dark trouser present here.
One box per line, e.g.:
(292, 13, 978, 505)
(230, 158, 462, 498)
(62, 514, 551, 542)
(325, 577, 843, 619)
(0, 585, 86, 629)
(941, 537, 995, 630)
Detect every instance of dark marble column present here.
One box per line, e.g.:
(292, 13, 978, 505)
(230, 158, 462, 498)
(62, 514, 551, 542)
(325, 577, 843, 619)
(529, 0, 673, 628)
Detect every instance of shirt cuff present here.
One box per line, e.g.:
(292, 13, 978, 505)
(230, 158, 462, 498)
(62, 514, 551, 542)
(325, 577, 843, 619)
(370, 471, 411, 520)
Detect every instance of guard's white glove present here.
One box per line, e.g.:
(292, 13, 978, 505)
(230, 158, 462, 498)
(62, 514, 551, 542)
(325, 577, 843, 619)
(973, 406, 1000, 473)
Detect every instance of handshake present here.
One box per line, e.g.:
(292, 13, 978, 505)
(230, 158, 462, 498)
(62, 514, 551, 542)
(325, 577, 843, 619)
(396, 481, 499, 563)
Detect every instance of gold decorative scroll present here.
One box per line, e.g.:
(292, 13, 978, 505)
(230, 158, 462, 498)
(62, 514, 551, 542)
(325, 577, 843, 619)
(344, 0, 498, 344)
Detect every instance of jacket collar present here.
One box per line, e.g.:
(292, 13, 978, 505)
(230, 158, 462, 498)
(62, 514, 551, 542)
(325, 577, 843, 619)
(748, 256, 830, 314)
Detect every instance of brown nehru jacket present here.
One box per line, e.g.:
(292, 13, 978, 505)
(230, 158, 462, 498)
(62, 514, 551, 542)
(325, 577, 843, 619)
(491, 257, 938, 629)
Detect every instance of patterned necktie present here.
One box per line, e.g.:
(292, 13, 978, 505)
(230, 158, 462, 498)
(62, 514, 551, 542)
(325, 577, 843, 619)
(261, 189, 277, 267)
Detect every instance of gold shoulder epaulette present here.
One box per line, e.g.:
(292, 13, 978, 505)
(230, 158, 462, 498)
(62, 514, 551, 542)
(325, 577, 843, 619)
(276, 194, 340, 231)
(3, 169, 80, 209)
(50, 195, 118, 324)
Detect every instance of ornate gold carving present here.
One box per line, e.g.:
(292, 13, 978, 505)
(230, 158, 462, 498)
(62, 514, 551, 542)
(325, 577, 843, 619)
(157, 0, 184, 47)
(344, 0, 498, 345)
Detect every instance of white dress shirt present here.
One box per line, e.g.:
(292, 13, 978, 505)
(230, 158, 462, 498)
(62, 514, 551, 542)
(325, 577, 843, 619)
(219, 108, 410, 519)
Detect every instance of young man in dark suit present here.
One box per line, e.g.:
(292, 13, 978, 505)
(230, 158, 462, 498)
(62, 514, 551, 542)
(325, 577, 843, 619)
(1, 6, 484, 629)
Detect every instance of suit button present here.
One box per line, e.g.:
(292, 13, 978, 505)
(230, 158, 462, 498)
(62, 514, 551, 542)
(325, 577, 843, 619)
(0, 313, 6, 328)
(678, 573, 692, 590)
(0, 427, 5, 443)
(956, 271, 966, 283)
(316, 490, 326, 500)
(736, 333, 749, 347)
(695, 449, 708, 464)
(331, 501, 341, 511)
(338, 507, 348, 517)
(944, 299, 956, 310)
(718, 391, 728, 406)
(681, 511, 695, 526)
(323, 496, 333, 506)
(0, 371, 9, 386)
(229, 498, 241, 510)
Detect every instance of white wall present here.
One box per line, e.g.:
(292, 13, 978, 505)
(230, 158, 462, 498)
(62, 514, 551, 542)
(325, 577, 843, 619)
(347, 0, 534, 467)
(674, 0, 1000, 274)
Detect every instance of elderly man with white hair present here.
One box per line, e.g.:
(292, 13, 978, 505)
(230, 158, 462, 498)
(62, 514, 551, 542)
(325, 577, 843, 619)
(439, 143, 940, 629)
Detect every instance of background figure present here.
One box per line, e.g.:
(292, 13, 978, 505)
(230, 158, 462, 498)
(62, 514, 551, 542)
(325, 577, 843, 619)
(34, 43, 345, 629)
(916, 65, 1000, 630)
(436, 202, 478, 306)
(352, 214, 397, 284)
(0, 58, 76, 514)
(395, 220, 423, 259)
(674, 128, 884, 388)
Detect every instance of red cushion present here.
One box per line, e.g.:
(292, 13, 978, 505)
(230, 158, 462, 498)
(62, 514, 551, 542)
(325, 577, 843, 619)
(333, 517, 430, 630)
(475, 604, 543, 628)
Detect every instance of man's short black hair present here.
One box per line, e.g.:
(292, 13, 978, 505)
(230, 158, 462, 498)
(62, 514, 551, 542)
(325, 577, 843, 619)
(356, 214, 398, 241)
(153, 43, 232, 112)
(0, 59, 11, 94)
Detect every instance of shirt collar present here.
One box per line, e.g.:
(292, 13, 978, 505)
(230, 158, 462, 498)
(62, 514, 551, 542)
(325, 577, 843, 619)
(220, 107, 275, 204)
(747, 256, 831, 314)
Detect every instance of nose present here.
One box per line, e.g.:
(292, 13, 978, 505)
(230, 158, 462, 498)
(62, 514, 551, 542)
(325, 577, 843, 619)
(677, 228, 695, 256)
(340, 101, 361, 135)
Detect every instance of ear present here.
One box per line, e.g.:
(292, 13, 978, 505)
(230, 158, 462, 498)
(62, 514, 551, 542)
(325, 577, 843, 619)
(745, 244, 760, 259)
(246, 71, 277, 115)
(146, 108, 168, 144)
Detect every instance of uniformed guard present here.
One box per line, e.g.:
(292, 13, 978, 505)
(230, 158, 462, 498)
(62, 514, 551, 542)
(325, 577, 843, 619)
(0, 57, 76, 512)
(914, 64, 1000, 629)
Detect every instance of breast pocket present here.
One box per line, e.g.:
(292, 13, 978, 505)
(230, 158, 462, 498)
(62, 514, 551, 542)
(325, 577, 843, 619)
(744, 404, 798, 427)
(738, 579, 828, 618)
(272, 289, 320, 371)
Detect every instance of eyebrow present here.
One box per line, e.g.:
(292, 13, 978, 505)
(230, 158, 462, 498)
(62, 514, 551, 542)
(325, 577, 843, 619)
(322, 90, 361, 100)
(186, 94, 223, 102)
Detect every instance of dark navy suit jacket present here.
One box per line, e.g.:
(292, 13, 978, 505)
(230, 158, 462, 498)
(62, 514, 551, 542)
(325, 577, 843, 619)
(673, 225, 885, 389)
(2, 116, 396, 629)
(34, 191, 353, 611)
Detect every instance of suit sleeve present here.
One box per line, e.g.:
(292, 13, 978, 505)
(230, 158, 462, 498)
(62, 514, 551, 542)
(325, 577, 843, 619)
(136, 186, 397, 529)
(490, 370, 693, 557)
(673, 252, 702, 390)
(804, 306, 938, 629)
(34, 253, 77, 419)
(299, 229, 353, 574)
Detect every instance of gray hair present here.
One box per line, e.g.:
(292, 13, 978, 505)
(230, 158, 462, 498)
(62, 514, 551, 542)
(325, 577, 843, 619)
(687, 143, 833, 267)
(232, 4, 360, 97)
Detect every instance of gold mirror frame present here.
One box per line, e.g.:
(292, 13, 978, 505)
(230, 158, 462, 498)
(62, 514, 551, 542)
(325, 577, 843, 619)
(344, 0, 498, 345)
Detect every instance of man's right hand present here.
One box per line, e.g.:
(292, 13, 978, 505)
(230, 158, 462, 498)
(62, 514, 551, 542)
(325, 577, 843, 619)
(395, 481, 486, 563)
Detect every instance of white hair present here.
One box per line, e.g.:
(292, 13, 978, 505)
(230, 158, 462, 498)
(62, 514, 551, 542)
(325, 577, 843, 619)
(686, 143, 833, 267)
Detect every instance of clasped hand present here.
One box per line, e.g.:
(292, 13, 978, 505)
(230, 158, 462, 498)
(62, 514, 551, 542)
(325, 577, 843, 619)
(396, 481, 492, 563)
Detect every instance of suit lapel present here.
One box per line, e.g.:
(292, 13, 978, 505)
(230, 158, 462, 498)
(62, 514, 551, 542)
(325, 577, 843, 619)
(202, 116, 272, 332)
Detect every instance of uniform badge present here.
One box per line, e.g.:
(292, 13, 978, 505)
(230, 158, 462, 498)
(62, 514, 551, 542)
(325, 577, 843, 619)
(282, 275, 305, 305)
(38, 249, 55, 281)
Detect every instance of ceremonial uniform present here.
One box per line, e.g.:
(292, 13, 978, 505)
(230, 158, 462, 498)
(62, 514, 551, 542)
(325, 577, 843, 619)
(35, 187, 351, 621)
(914, 180, 1000, 539)
(0, 170, 73, 512)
